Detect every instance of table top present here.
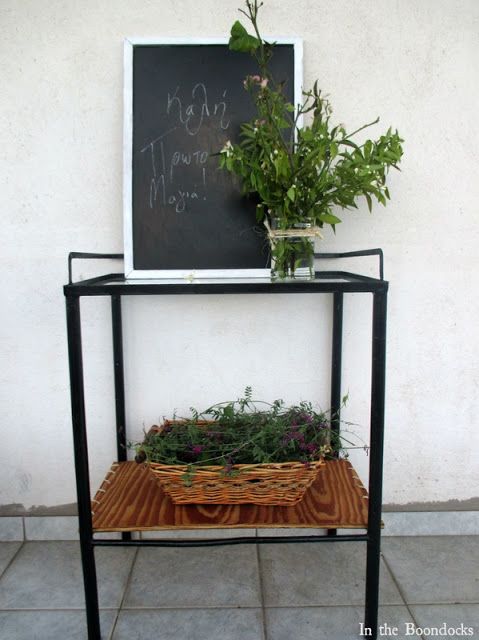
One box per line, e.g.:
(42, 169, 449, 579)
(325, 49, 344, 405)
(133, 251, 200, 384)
(65, 271, 388, 297)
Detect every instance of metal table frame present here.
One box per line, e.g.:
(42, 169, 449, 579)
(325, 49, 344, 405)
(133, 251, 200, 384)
(64, 250, 388, 640)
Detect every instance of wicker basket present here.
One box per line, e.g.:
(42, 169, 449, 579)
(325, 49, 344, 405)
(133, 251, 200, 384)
(141, 422, 324, 506)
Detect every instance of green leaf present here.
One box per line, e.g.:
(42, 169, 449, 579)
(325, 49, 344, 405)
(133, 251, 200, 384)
(318, 212, 342, 225)
(301, 128, 314, 142)
(365, 193, 373, 213)
(223, 404, 235, 420)
(240, 125, 256, 139)
(287, 186, 295, 202)
(339, 139, 360, 151)
(229, 21, 261, 53)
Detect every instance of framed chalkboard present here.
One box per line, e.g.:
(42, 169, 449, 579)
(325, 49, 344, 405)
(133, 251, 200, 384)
(123, 37, 302, 279)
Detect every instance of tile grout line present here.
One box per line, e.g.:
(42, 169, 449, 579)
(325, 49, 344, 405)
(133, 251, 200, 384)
(260, 600, 479, 608)
(0, 540, 25, 583)
(108, 546, 139, 640)
(2, 602, 477, 613)
(0, 607, 119, 612)
(255, 542, 269, 640)
(380, 552, 426, 640)
(5, 602, 478, 612)
(117, 605, 272, 611)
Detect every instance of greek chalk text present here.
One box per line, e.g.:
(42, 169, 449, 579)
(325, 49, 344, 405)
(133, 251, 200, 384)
(167, 83, 230, 135)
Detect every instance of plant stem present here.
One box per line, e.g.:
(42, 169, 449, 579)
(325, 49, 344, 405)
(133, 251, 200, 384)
(245, 0, 295, 171)
(342, 117, 380, 141)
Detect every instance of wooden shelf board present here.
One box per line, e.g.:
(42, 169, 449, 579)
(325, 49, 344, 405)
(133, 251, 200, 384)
(92, 459, 369, 533)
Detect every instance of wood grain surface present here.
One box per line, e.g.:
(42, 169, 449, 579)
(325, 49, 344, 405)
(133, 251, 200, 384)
(91, 459, 369, 532)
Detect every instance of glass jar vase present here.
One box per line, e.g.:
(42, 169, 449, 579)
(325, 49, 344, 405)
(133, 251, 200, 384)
(269, 218, 321, 280)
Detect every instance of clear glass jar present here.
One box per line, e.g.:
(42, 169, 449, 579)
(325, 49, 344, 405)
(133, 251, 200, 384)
(270, 218, 316, 280)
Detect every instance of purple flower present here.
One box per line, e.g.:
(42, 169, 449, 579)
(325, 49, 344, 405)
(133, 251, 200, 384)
(300, 413, 313, 424)
(191, 445, 204, 455)
(283, 429, 306, 446)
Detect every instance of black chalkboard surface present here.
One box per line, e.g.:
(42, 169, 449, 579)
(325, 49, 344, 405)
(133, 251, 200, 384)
(123, 39, 300, 278)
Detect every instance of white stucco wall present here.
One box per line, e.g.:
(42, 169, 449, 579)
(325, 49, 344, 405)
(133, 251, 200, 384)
(0, 0, 478, 511)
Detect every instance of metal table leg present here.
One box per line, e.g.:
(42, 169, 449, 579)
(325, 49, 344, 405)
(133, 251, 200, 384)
(111, 295, 131, 543)
(364, 288, 388, 639)
(66, 295, 101, 640)
(329, 291, 344, 538)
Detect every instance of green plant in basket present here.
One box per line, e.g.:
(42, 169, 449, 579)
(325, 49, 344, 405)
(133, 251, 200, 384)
(132, 388, 360, 505)
(219, 0, 404, 278)
(134, 387, 343, 477)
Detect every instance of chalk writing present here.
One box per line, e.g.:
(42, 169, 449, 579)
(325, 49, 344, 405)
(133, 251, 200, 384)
(167, 83, 230, 135)
(140, 83, 229, 213)
(141, 129, 209, 212)
(169, 149, 208, 183)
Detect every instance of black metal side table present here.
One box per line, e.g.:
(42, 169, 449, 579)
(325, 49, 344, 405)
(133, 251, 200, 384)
(64, 250, 387, 640)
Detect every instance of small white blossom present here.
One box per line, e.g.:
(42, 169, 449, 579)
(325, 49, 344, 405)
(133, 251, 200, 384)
(221, 140, 234, 157)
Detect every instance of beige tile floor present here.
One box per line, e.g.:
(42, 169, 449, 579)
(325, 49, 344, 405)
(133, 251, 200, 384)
(0, 536, 477, 639)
